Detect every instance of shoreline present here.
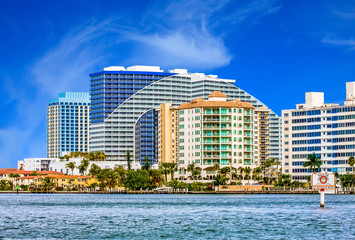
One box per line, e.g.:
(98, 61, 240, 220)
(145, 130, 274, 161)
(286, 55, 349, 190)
(0, 190, 325, 194)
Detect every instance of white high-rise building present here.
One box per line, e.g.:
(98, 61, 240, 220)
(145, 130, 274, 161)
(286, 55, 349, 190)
(89, 66, 282, 164)
(282, 82, 355, 181)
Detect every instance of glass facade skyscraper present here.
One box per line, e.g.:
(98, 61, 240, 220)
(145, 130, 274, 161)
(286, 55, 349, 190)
(89, 66, 281, 164)
(47, 92, 90, 158)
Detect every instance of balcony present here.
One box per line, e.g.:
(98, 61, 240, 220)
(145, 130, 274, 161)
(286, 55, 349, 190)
(203, 126, 220, 130)
(203, 118, 220, 122)
(203, 155, 220, 159)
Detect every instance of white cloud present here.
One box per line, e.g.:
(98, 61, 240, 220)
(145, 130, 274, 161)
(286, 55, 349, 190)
(322, 37, 355, 50)
(0, 0, 281, 167)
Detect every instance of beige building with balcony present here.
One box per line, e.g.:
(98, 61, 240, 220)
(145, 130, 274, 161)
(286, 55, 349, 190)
(176, 91, 256, 181)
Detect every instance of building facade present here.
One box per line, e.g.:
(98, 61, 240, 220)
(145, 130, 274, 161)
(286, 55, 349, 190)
(89, 66, 282, 164)
(47, 92, 90, 158)
(254, 107, 271, 167)
(282, 82, 355, 181)
(156, 104, 179, 164)
(18, 158, 54, 171)
(176, 91, 255, 180)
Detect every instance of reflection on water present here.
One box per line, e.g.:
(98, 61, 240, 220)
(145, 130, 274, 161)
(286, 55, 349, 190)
(0, 194, 354, 239)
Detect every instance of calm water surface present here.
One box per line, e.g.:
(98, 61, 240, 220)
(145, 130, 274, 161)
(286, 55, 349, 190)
(0, 194, 354, 239)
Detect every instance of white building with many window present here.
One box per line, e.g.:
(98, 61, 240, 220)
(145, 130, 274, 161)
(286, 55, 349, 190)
(282, 82, 355, 181)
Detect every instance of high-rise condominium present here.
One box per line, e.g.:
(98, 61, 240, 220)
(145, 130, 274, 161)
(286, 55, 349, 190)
(47, 92, 90, 158)
(282, 82, 355, 181)
(176, 91, 255, 180)
(89, 66, 281, 164)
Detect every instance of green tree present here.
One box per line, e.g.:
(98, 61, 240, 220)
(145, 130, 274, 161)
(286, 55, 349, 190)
(65, 162, 76, 175)
(78, 159, 90, 175)
(213, 174, 229, 186)
(8, 173, 20, 178)
(264, 158, 276, 184)
(41, 177, 55, 192)
(0, 180, 13, 190)
(187, 163, 201, 180)
(275, 160, 281, 178)
(149, 169, 163, 187)
(303, 153, 322, 173)
(88, 164, 101, 177)
(159, 163, 171, 182)
(244, 167, 252, 184)
(252, 167, 262, 181)
(340, 173, 355, 193)
(238, 167, 245, 180)
(141, 156, 151, 171)
(348, 155, 355, 176)
(96, 169, 119, 190)
(29, 171, 38, 176)
(125, 170, 150, 190)
(126, 150, 133, 170)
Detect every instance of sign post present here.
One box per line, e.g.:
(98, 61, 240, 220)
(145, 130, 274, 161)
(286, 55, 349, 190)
(311, 173, 335, 208)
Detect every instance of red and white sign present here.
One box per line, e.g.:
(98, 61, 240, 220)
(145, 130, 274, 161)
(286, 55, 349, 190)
(312, 173, 335, 189)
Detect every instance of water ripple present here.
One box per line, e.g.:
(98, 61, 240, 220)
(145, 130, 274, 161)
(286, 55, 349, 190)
(0, 194, 354, 239)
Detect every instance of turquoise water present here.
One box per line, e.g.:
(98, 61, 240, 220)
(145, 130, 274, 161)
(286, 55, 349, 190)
(0, 194, 354, 239)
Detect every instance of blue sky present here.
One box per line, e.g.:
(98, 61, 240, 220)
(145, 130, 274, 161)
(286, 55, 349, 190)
(1, 0, 355, 167)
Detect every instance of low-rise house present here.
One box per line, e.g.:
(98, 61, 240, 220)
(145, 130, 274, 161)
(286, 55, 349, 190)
(17, 175, 98, 189)
(0, 168, 64, 181)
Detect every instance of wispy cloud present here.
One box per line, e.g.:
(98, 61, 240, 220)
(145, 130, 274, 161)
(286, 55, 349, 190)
(334, 10, 355, 20)
(322, 36, 355, 50)
(0, 0, 281, 167)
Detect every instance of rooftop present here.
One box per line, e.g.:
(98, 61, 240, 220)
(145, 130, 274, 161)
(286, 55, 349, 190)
(178, 91, 254, 109)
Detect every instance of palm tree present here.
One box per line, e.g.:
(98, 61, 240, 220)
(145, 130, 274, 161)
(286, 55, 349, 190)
(348, 156, 355, 176)
(244, 167, 252, 184)
(303, 153, 322, 173)
(214, 162, 220, 172)
(187, 163, 201, 180)
(126, 150, 133, 170)
(79, 159, 90, 175)
(274, 160, 281, 178)
(141, 156, 151, 171)
(252, 167, 262, 181)
(170, 163, 177, 180)
(65, 162, 76, 175)
(99, 152, 106, 161)
(238, 167, 245, 180)
(264, 158, 276, 184)
(41, 177, 55, 192)
(159, 163, 170, 182)
(89, 164, 101, 177)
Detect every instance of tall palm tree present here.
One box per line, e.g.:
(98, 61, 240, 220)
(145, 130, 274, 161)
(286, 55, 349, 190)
(238, 167, 245, 180)
(348, 155, 355, 176)
(214, 162, 220, 172)
(244, 167, 251, 184)
(65, 162, 76, 175)
(264, 158, 276, 184)
(126, 150, 133, 170)
(159, 162, 176, 182)
(99, 152, 106, 161)
(79, 159, 90, 175)
(41, 177, 55, 192)
(303, 153, 322, 173)
(274, 160, 281, 178)
(253, 167, 262, 181)
(187, 163, 200, 180)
